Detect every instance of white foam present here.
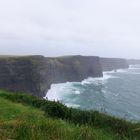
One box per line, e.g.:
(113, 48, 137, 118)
(117, 68, 140, 75)
(44, 70, 118, 102)
(81, 73, 117, 86)
(101, 89, 107, 94)
(117, 69, 127, 73)
(81, 80, 91, 85)
(45, 82, 73, 101)
(75, 90, 81, 95)
(103, 70, 115, 74)
(105, 67, 140, 75)
(113, 93, 119, 97)
(129, 65, 140, 69)
(65, 103, 80, 108)
(104, 68, 129, 74)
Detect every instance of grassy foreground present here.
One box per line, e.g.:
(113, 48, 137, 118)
(0, 90, 140, 140)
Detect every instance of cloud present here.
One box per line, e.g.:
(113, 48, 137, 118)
(0, 0, 140, 58)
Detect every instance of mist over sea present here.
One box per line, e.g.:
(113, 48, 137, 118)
(45, 65, 140, 121)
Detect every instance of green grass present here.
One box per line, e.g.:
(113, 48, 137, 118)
(0, 94, 115, 140)
(0, 90, 140, 140)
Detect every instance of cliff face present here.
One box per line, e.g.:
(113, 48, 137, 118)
(0, 55, 130, 97)
(0, 55, 47, 97)
(44, 55, 103, 85)
(127, 59, 140, 65)
(0, 55, 103, 97)
(100, 58, 129, 71)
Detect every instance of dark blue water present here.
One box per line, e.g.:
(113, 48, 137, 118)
(46, 65, 140, 121)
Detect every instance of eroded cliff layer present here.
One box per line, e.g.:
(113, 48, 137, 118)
(0, 55, 103, 97)
(100, 58, 129, 71)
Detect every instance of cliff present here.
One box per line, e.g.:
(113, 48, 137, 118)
(100, 58, 129, 71)
(0, 55, 130, 97)
(45, 55, 103, 85)
(0, 55, 47, 97)
(40, 55, 103, 97)
(127, 59, 140, 65)
(0, 55, 102, 97)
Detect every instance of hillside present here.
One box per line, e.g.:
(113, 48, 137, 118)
(0, 90, 140, 140)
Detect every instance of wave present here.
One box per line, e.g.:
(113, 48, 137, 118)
(81, 73, 117, 86)
(45, 82, 73, 101)
(117, 69, 128, 73)
(116, 68, 140, 75)
(45, 68, 127, 105)
(44, 67, 140, 120)
(45, 71, 118, 102)
(75, 90, 81, 95)
(65, 103, 80, 108)
(129, 65, 140, 69)
(103, 70, 116, 74)
(104, 67, 140, 75)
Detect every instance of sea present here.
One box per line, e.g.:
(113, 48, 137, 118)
(45, 65, 140, 121)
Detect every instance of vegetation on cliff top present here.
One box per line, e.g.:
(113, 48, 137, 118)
(0, 90, 140, 140)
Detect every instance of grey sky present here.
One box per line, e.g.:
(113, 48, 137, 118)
(0, 0, 140, 58)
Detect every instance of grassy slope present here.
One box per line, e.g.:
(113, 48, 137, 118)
(0, 94, 115, 140)
(0, 90, 140, 140)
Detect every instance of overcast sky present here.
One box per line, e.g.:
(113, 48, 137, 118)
(0, 0, 140, 58)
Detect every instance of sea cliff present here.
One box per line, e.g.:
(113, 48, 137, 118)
(0, 55, 102, 97)
(0, 55, 46, 97)
(100, 58, 129, 71)
(127, 59, 140, 65)
(45, 55, 103, 84)
(0, 55, 130, 97)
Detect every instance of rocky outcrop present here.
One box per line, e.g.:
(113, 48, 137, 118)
(0, 55, 103, 97)
(100, 58, 129, 71)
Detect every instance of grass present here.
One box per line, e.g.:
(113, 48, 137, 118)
(0, 90, 140, 140)
(0, 94, 115, 140)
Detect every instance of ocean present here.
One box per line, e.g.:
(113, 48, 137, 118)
(45, 65, 140, 121)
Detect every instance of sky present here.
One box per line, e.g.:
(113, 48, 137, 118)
(0, 0, 140, 58)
